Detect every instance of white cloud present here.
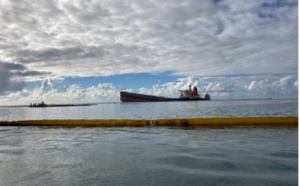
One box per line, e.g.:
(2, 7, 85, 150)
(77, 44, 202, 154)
(0, 0, 297, 79)
(0, 0, 297, 99)
(139, 75, 298, 99)
(0, 82, 121, 105)
(272, 76, 297, 90)
(0, 75, 297, 105)
(41, 76, 64, 94)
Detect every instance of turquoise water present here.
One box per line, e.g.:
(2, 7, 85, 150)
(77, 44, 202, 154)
(0, 99, 298, 185)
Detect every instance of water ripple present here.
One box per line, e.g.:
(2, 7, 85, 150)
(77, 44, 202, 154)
(0, 126, 297, 186)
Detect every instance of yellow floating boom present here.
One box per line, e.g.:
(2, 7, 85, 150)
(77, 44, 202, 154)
(0, 117, 297, 127)
(154, 117, 298, 127)
(0, 119, 150, 127)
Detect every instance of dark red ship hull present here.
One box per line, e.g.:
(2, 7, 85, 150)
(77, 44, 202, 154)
(120, 91, 209, 102)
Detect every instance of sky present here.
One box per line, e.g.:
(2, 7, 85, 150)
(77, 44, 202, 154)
(0, 0, 298, 105)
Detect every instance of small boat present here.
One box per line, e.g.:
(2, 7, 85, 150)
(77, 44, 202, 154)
(120, 85, 210, 102)
(29, 101, 47, 107)
(29, 101, 96, 107)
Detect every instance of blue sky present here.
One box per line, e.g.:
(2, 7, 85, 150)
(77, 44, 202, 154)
(62, 73, 183, 91)
(0, 0, 298, 104)
(26, 73, 183, 93)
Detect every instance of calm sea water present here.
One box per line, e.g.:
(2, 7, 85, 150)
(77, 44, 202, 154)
(0, 99, 298, 120)
(0, 99, 298, 186)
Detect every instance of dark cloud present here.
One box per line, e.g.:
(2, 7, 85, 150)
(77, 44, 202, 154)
(13, 70, 51, 77)
(0, 62, 50, 95)
(0, 69, 24, 94)
(15, 46, 107, 64)
(0, 63, 25, 95)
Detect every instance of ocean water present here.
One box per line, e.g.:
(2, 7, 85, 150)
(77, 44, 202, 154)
(0, 99, 298, 121)
(0, 126, 297, 186)
(0, 99, 298, 186)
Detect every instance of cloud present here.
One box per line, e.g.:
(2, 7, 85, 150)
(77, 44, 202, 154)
(1, 82, 121, 105)
(0, 62, 50, 95)
(0, 0, 297, 101)
(0, 74, 297, 105)
(0, 0, 297, 79)
(41, 76, 64, 94)
(0, 69, 25, 95)
(272, 76, 297, 89)
(139, 75, 298, 99)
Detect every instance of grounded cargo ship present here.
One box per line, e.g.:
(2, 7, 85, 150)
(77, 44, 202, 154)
(120, 85, 210, 102)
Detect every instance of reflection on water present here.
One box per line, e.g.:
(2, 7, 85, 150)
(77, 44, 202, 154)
(0, 127, 297, 186)
(0, 99, 298, 121)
